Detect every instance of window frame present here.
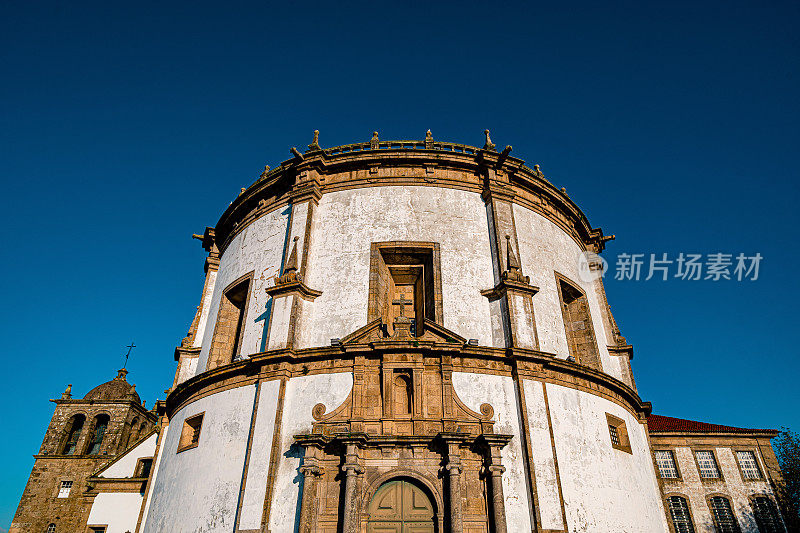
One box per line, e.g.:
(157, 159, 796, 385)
(655, 449, 682, 480)
(733, 448, 764, 481)
(85, 525, 108, 533)
(693, 448, 723, 481)
(555, 271, 602, 370)
(749, 494, 786, 533)
(84, 413, 111, 456)
(605, 413, 632, 454)
(135, 457, 154, 478)
(664, 493, 696, 533)
(706, 494, 741, 533)
(56, 479, 73, 498)
(177, 412, 205, 453)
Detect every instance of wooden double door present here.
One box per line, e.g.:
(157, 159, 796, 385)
(367, 479, 436, 533)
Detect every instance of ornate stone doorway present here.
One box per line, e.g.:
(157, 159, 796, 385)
(367, 479, 436, 533)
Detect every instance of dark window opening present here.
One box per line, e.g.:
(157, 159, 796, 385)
(557, 276, 601, 370)
(85, 414, 110, 456)
(61, 415, 85, 455)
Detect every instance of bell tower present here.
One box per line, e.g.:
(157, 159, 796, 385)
(10, 369, 157, 533)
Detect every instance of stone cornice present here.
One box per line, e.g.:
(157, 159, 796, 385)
(212, 138, 611, 255)
(166, 343, 651, 422)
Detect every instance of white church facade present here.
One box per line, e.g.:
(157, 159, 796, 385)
(11, 132, 788, 533)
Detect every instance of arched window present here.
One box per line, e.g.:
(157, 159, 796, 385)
(394, 373, 413, 415)
(61, 415, 85, 455)
(46, 524, 56, 533)
(85, 414, 110, 455)
(666, 496, 695, 533)
(709, 496, 740, 533)
(752, 497, 785, 533)
(125, 417, 140, 448)
(557, 275, 601, 370)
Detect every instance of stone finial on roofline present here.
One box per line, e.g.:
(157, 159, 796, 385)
(260, 165, 270, 179)
(275, 236, 301, 285)
(425, 129, 434, 149)
(61, 384, 72, 400)
(370, 131, 380, 149)
(307, 130, 321, 152)
(483, 129, 496, 151)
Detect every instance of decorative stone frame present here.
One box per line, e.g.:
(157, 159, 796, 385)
(207, 271, 254, 370)
(554, 271, 602, 370)
(85, 524, 109, 533)
(662, 492, 697, 533)
(134, 457, 154, 478)
(691, 448, 725, 482)
(732, 446, 765, 482)
(367, 241, 443, 335)
(362, 471, 445, 533)
(177, 412, 204, 453)
(605, 413, 632, 454)
(705, 493, 741, 532)
(654, 448, 683, 480)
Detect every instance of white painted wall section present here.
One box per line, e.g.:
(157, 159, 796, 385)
(513, 204, 619, 380)
(195, 206, 291, 373)
(239, 379, 281, 530)
(267, 372, 353, 533)
(545, 383, 666, 532)
(142, 385, 256, 533)
(299, 186, 496, 348)
(452, 372, 533, 533)
(522, 379, 563, 530)
(87, 493, 143, 533)
(99, 432, 157, 478)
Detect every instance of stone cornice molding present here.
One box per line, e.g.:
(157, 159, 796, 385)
(480, 279, 540, 300)
(212, 137, 612, 255)
(166, 344, 651, 422)
(264, 280, 323, 301)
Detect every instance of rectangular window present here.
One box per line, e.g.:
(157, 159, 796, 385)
(752, 497, 785, 533)
(557, 275, 601, 370)
(135, 457, 154, 478)
(709, 496, 740, 532)
(695, 450, 721, 479)
(57, 480, 72, 498)
(178, 413, 204, 452)
(736, 450, 762, 480)
(606, 413, 632, 453)
(655, 450, 679, 479)
(667, 496, 695, 533)
(89, 528, 107, 533)
(207, 274, 252, 370)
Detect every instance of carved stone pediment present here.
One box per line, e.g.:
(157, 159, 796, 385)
(339, 318, 467, 346)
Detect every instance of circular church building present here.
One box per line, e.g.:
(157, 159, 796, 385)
(144, 131, 666, 533)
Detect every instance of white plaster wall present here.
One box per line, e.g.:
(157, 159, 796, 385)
(193, 269, 218, 349)
(670, 445, 778, 532)
(239, 379, 281, 530)
(545, 383, 667, 532)
(297, 186, 496, 348)
(522, 379, 563, 530)
(87, 493, 143, 533)
(195, 206, 291, 372)
(513, 204, 619, 379)
(267, 372, 353, 533)
(142, 385, 256, 533)
(99, 432, 157, 478)
(451, 372, 533, 533)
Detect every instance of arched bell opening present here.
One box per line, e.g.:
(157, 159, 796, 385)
(367, 477, 438, 533)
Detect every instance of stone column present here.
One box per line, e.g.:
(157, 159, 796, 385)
(441, 435, 465, 533)
(297, 461, 322, 533)
(481, 437, 510, 533)
(341, 442, 364, 533)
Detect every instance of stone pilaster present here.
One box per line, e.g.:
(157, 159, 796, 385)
(341, 441, 364, 533)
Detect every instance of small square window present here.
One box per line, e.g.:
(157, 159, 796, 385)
(135, 457, 154, 478)
(89, 527, 107, 533)
(655, 450, 679, 479)
(57, 480, 72, 498)
(695, 450, 721, 479)
(606, 413, 632, 454)
(178, 413, 204, 452)
(736, 450, 762, 480)
(46, 524, 56, 533)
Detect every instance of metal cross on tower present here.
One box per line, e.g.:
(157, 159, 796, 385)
(123, 342, 136, 369)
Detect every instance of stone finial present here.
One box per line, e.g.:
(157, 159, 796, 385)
(425, 129, 434, 149)
(290, 147, 304, 160)
(260, 165, 270, 178)
(533, 164, 543, 177)
(240, 187, 246, 195)
(501, 234, 529, 284)
(370, 131, 380, 149)
(483, 129, 496, 151)
(275, 237, 301, 285)
(61, 384, 72, 400)
(116, 368, 129, 381)
(307, 130, 321, 152)
(127, 384, 138, 401)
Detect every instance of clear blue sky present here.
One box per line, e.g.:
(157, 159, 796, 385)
(1, 0, 798, 526)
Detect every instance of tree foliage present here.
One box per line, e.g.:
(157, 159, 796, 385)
(774, 427, 800, 529)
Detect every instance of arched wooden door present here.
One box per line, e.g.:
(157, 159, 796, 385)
(367, 479, 435, 533)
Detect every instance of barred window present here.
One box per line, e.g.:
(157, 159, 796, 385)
(696, 450, 721, 479)
(667, 496, 695, 533)
(655, 450, 679, 478)
(57, 480, 72, 498)
(752, 497, 785, 533)
(709, 496, 740, 533)
(736, 451, 762, 479)
(609, 424, 620, 445)
(46, 524, 56, 533)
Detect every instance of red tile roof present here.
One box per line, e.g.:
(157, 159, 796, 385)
(647, 414, 777, 435)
